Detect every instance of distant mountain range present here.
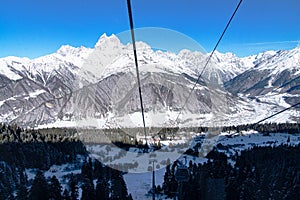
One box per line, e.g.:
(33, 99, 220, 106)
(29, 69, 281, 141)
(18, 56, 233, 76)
(0, 34, 299, 128)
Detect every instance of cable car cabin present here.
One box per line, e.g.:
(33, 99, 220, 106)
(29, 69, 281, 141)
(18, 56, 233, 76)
(175, 166, 190, 182)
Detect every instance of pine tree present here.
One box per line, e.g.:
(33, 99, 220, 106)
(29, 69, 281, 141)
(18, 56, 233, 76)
(81, 158, 93, 182)
(81, 178, 96, 200)
(69, 174, 79, 200)
(16, 170, 28, 200)
(29, 170, 49, 200)
(127, 194, 133, 200)
(110, 170, 128, 200)
(62, 188, 71, 200)
(93, 160, 103, 179)
(49, 175, 62, 200)
(95, 176, 109, 200)
(163, 164, 171, 195)
(16, 184, 28, 200)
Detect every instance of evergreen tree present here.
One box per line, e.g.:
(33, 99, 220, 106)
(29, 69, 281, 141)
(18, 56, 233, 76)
(0, 161, 15, 199)
(69, 174, 79, 200)
(29, 170, 49, 200)
(81, 178, 96, 200)
(95, 175, 109, 200)
(49, 175, 62, 200)
(16, 184, 28, 200)
(0, 190, 12, 200)
(81, 158, 93, 182)
(163, 164, 171, 195)
(127, 194, 133, 200)
(16, 170, 28, 200)
(110, 170, 128, 200)
(93, 160, 103, 179)
(62, 188, 71, 200)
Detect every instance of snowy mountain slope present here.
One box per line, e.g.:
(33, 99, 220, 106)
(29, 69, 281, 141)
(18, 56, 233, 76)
(225, 47, 300, 117)
(0, 33, 299, 127)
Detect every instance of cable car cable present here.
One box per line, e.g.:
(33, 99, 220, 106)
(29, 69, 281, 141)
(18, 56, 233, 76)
(126, 0, 148, 147)
(254, 101, 300, 125)
(174, 0, 244, 125)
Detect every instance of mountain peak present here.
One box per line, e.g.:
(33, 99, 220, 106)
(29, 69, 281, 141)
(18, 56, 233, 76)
(56, 45, 91, 59)
(57, 45, 76, 55)
(94, 33, 123, 49)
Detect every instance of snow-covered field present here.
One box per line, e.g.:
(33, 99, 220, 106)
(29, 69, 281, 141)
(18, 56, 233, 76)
(216, 131, 300, 162)
(25, 164, 82, 198)
(124, 168, 166, 200)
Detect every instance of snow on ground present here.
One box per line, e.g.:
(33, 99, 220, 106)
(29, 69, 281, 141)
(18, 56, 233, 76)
(221, 95, 300, 126)
(24, 90, 46, 100)
(22, 129, 300, 200)
(88, 143, 189, 173)
(257, 92, 299, 108)
(33, 92, 300, 129)
(124, 168, 166, 200)
(0, 57, 27, 80)
(25, 155, 85, 194)
(25, 162, 82, 180)
(216, 131, 300, 158)
(37, 120, 77, 129)
(122, 130, 300, 199)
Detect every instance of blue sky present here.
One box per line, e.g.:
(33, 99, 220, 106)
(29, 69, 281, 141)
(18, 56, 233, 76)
(0, 0, 300, 58)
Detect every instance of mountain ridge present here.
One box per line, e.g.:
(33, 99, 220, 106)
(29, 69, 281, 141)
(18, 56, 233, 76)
(0, 34, 299, 127)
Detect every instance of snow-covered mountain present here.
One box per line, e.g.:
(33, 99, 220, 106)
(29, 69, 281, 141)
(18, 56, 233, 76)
(0, 33, 299, 127)
(225, 47, 300, 119)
